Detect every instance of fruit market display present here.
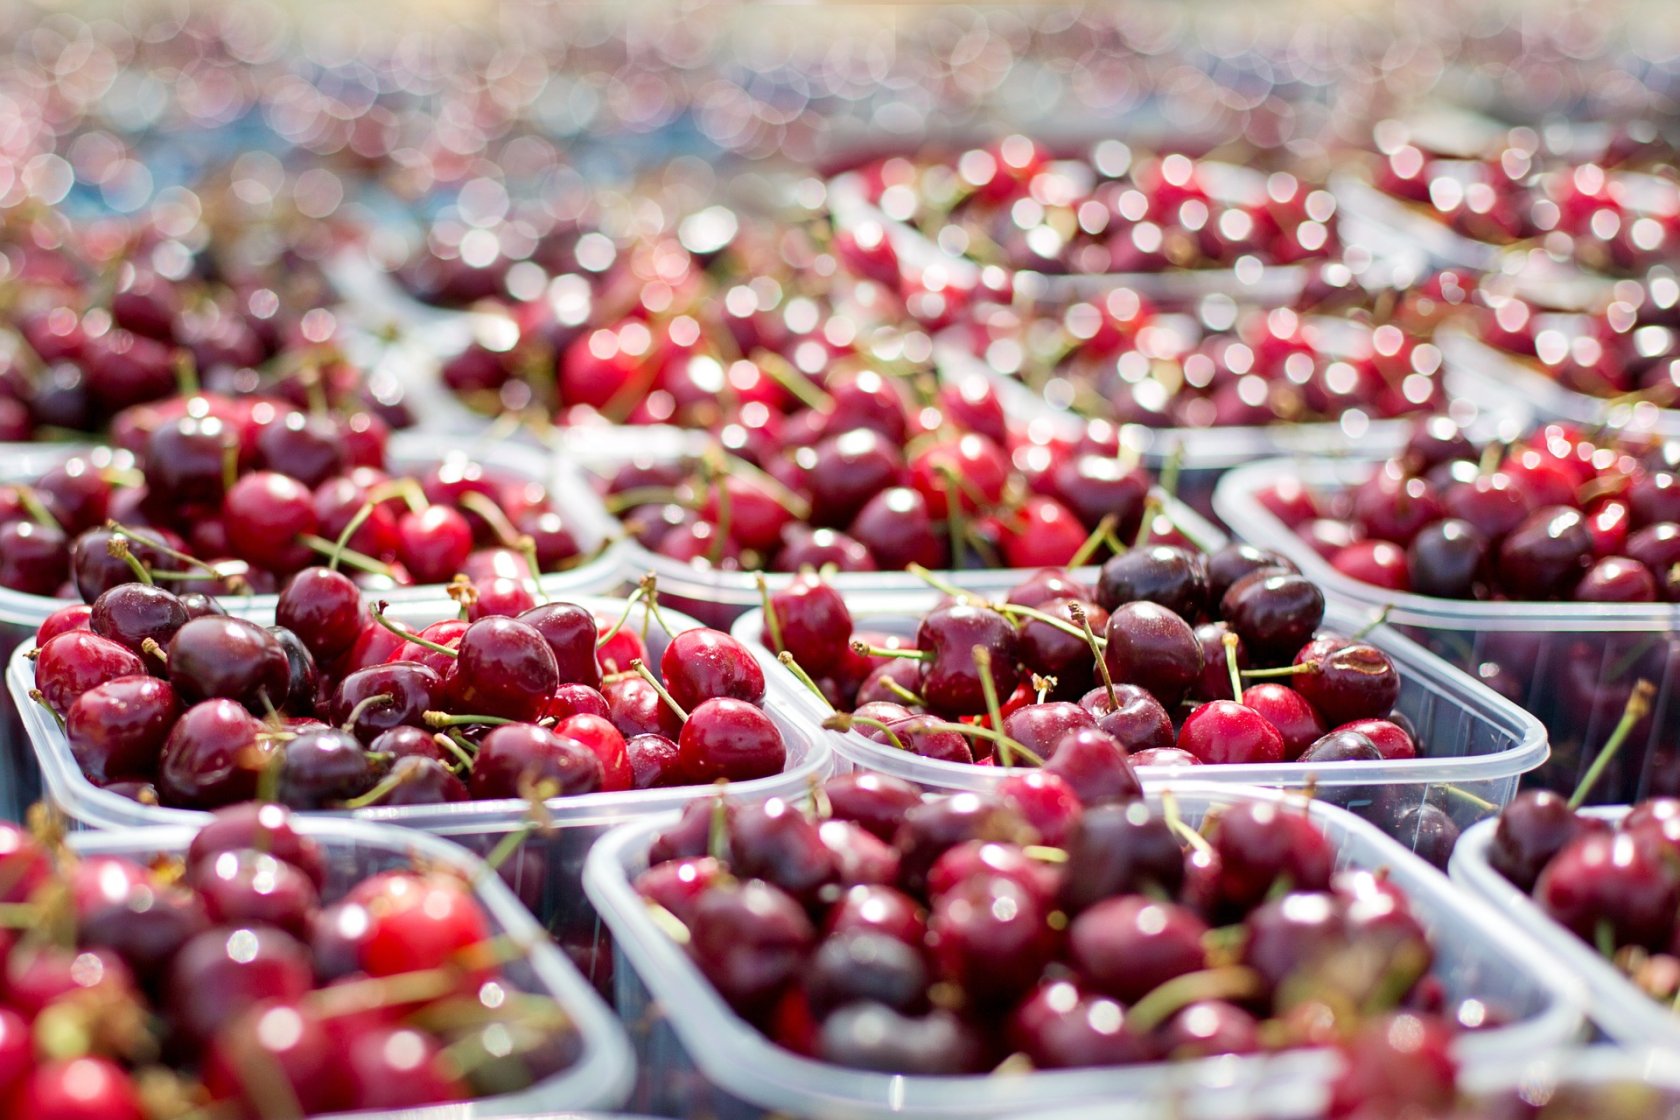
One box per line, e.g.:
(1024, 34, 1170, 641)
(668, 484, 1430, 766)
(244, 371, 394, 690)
(0, 1, 1677, 1114)
(28, 573, 792, 808)
(0, 803, 588, 1115)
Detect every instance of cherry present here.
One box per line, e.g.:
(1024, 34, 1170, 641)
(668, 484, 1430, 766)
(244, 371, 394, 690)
(1327, 1013, 1458, 1119)
(1102, 602, 1199, 706)
(1002, 702, 1096, 762)
(1070, 895, 1209, 1003)
(469, 724, 604, 799)
(157, 699, 270, 808)
(187, 803, 326, 889)
(1335, 717, 1416, 760)
(1220, 570, 1325, 662)
(354, 872, 492, 976)
(145, 414, 235, 507)
(764, 576, 853, 676)
(332, 662, 441, 743)
(846, 487, 948, 571)
(678, 698, 787, 783)
(688, 879, 814, 1013)
(203, 1000, 348, 1115)
(660, 628, 765, 710)
(277, 567, 364, 662)
(451, 616, 560, 721)
(33, 631, 145, 715)
(167, 926, 314, 1045)
(1241, 683, 1325, 759)
(395, 505, 473, 584)
(1079, 683, 1174, 752)
(818, 1003, 984, 1074)
(928, 872, 1055, 1005)
(1406, 519, 1488, 599)
(1496, 506, 1594, 599)
(1008, 979, 1153, 1069)
(1535, 830, 1680, 950)
(823, 772, 924, 842)
(339, 1026, 469, 1109)
(893, 793, 1031, 894)
(913, 603, 1020, 716)
(1299, 728, 1382, 764)
(804, 931, 928, 1017)
(1205, 544, 1292, 604)
(1576, 555, 1659, 602)
(276, 728, 378, 808)
(1178, 700, 1287, 764)
(166, 616, 289, 710)
(627, 733, 683, 788)
(1096, 545, 1208, 618)
(36, 603, 93, 645)
(195, 849, 321, 939)
(65, 675, 178, 782)
(88, 583, 188, 659)
(223, 470, 318, 573)
(1209, 801, 1334, 914)
(1059, 802, 1185, 913)
(12, 1058, 144, 1120)
(1043, 727, 1143, 807)
(516, 602, 601, 688)
(1242, 890, 1349, 992)
(1157, 1001, 1261, 1060)
(1293, 642, 1402, 726)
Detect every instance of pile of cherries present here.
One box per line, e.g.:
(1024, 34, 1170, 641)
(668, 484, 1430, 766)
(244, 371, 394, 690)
(30, 568, 789, 809)
(597, 373, 1197, 577)
(1370, 125, 1680, 275)
(856, 138, 1340, 278)
(0, 394, 589, 599)
(0, 208, 403, 442)
(1488, 784, 1680, 1008)
(0, 803, 580, 1116)
(1471, 277, 1680, 405)
(955, 294, 1446, 431)
(634, 775, 1488, 1081)
(1258, 417, 1680, 604)
(759, 541, 1444, 853)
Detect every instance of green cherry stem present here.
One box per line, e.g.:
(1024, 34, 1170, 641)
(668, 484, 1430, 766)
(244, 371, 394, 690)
(777, 652, 835, 714)
(1569, 679, 1655, 810)
(630, 659, 688, 723)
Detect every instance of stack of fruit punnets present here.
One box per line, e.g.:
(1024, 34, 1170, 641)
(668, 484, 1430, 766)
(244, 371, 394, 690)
(1452, 790, 1680, 1052)
(734, 541, 1545, 862)
(1215, 418, 1679, 804)
(584, 779, 1580, 1119)
(0, 804, 632, 1115)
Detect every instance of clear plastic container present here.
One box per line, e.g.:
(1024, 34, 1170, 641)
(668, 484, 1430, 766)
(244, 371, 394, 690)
(731, 595, 1549, 854)
(1213, 457, 1680, 805)
(569, 424, 1230, 629)
(0, 433, 625, 822)
(10, 594, 832, 987)
(1328, 173, 1505, 275)
(932, 327, 1529, 522)
(1449, 807, 1680, 1053)
(1440, 325, 1680, 439)
(72, 813, 634, 1116)
(582, 782, 1585, 1120)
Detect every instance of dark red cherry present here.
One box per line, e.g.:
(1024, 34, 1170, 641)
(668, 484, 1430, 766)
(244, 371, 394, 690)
(1536, 829, 1680, 950)
(929, 873, 1055, 1005)
(88, 583, 188, 659)
(516, 602, 602, 687)
(764, 576, 853, 676)
(223, 470, 318, 573)
(157, 700, 270, 808)
(277, 567, 364, 662)
(1210, 801, 1334, 914)
(1576, 555, 1659, 602)
(688, 880, 814, 1012)
(1406, 519, 1488, 599)
(1097, 545, 1208, 618)
(167, 926, 314, 1045)
(187, 802, 326, 889)
(1497, 506, 1593, 599)
(195, 849, 321, 939)
(331, 662, 442, 743)
(452, 616, 560, 721)
(33, 630, 145, 715)
(660, 628, 765, 710)
(66, 675, 178, 782)
(276, 728, 378, 808)
(1241, 683, 1325, 759)
(1059, 802, 1184, 913)
(1293, 642, 1401, 726)
(804, 932, 927, 1017)
(823, 772, 924, 842)
(1070, 895, 1208, 1004)
(626, 733, 683, 788)
(914, 603, 1020, 717)
(678, 698, 787, 782)
(166, 616, 289, 710)
(1043, 726, 1142, 808)
(1008, 979, 1153, 1069)
(893, 792, 1031, 894)
(1220, 570, 1325, 663)
(1157, 1001, 1262, 1059)
(1178, 699, 1287, 764)
(1079, 684, 1173, 752)
(469, 724, 604, 799)
(1102, 602, 1199, 707)
(818, 1003, 985, 1074)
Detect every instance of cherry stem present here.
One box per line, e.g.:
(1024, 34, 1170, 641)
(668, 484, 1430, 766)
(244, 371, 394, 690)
(336, 693, 392, 732)
(1569, 679, 1655, 810)
(821, 713, 907, 752)
(1131, 494, 1161, 549)
(850, 640, 930, 662)
(630, 659, 687, 723)
(756, 575, 785, 654)
(298, 534, 395, 578)
(14, 487, 62, 534)
(1124, 966, 1264, 1035)
(424, 710, 515, 729)
(935, 466, 968, 571)
(707, 795, 731, 862)
(644, 899, 692, 946)
(1434, 784, 1497, 813)
(103, 534, 153, 585)
(105, 521, 223, 577)
(458, 491, 522, 551)
(1002, 600, 1107, 649)
(925, 716, 1044, 768)
(776, 652, 834, 714)
(1222, 632, 1243, 701)
(482, 820, 540, 877)
(221, 442, 239, 497)
(1160, 790, 1213, 857)
(26, 690, 65, 732)
(595, 587, 644, 649)
(1022, 844, 1068, 863)
(365, 606, 445, 660)
(1068, 602, 1115, 706)
(904, 562, 977, 603)
(881, 677, 928, 707)
(754, 348, 834, 411)
(716, 449, 812, 522)
(140, 638, 169, 666)
(603, 487, 695, 514)
(1352, 605, 1393, 641)
(433, 732, 477, 772)
(1158, 442, 1184, 501)
(1068, 512, 1118, 569)
(1240, 661, 1318, 680)
(518, 536, 547, 603)
(701, 453, 732, 569)
(637, 573, 676, 638)
(972, 644, 1009, 737)
(340, 766, 415, 809)
(328, 501, 377, 572)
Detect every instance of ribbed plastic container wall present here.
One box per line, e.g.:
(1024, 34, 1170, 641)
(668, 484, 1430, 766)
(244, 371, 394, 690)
(733, 597, 1548, 856)
(10, 595, 832, 989)
(1214, 457, 1680, 805)
(1450, 808, 1680, 1053)
(584, 783, 1584, 1120)
(72, 814, 634, 1116)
